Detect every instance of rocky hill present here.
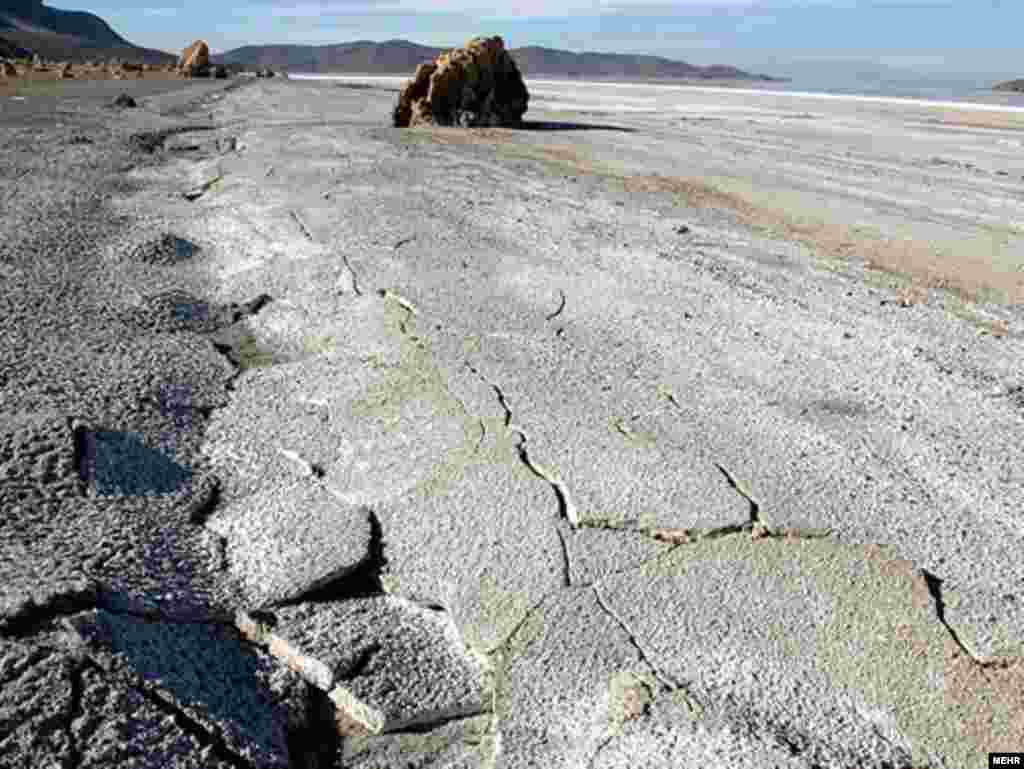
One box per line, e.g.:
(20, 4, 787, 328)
(0, 0, 174, 64)
(215, 38, 784, 81)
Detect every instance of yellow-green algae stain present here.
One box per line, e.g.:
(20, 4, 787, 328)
(343, 714, 499, 767)
(235, 333, 277, 369)
(637, 534, 1023, 767)
(302, 334, 337, 355)
(349, 293, 552, 676)
(467, 572, 534, 656)
(486, 604, 548, 722)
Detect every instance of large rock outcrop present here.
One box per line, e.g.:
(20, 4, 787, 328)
(392, 35, 528, 128)
(178, 39, 210, 77)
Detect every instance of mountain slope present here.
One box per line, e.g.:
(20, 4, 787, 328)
(214, 39, 784, 81)
(993, 78, 1024, 92)
(0, 0, 174, 63)
(512, 45, 780, 80)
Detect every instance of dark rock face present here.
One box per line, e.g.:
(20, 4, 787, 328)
(213, 64, 228, 79)
(392, 35, 529, 128)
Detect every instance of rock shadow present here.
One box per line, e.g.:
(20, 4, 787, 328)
(76, 428, 194, 496)
(516, 119, 636, 133)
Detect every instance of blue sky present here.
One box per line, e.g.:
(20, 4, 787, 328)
(55, 0, 1022, 83)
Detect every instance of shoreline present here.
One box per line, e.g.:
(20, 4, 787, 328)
(290, 71, 1024, 113)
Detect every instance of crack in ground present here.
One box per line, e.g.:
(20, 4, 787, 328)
(0, 583, 100, 638)
(714, 463, 761, 525)
(183, 174, 224, 202)
(65, 660, 86, 769)
(920, 569, 1008, 668)
(587, 735, 615, 769)
(513, 438, 579, 528)
(554, 524, 574, 588)
(545, 289, 567, 321)
(463, 362, 580, 580)
(290, 210, 314, 241)
(577, 513, 831, 547)
(590, 583, 687, 697)
(657, 390, 1003, 673)
(132, 682, 260, 769)
(376, 289, 418, 335)
(337, 249, 362, 296)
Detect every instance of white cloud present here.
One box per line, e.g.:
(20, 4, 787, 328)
(264, 0, 772, 20)
(142, 7, 178, 16)
(260, 0, 958, 17)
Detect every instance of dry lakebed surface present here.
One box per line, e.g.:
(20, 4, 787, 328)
(1, 74, 1022, 768)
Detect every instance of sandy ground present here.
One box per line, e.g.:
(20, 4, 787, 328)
(2, 75, 1023, 767)
(312, 73, 1024, 315)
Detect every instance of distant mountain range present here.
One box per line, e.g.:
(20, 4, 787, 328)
(0, 1, 783, 81)
(0, 0, 173, 63)
(215, 40, 785, 82)
(993, 78, 1024, 93)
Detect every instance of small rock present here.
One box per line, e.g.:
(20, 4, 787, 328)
(112, 93, 137, 109)
(675, 224, 690, 235)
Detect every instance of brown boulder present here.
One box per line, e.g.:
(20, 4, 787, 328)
(178, 39, 210, 77)
(58, 62, 72, 79)
(392, 35, 528, 128)
(1, 61, 17, 77)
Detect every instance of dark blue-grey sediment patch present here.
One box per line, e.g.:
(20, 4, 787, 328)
(68, 610, 294, 768)
(76, 427, 194, 497)
(129, 233, 200, 265)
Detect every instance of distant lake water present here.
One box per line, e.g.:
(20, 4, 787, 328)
(290, 73, 1024, 113)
